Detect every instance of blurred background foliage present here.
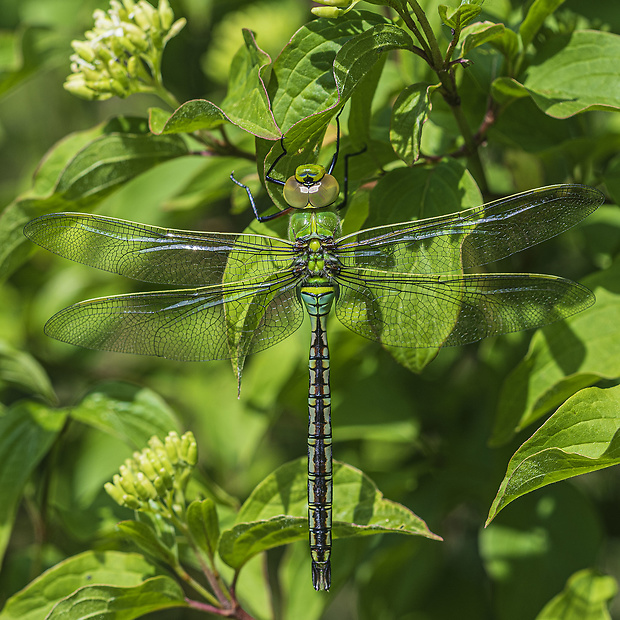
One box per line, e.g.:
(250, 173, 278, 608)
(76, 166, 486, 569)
(1, 0, 620, 618)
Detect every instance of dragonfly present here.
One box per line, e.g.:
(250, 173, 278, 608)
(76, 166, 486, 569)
(24, 128, 603, 590)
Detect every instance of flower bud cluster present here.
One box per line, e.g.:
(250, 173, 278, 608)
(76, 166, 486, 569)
(105, 431, 197, 512)
(65, 0, 186, 100)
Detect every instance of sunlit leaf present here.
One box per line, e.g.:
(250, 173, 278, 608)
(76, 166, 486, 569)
(492, 257, 620, 445)
(0, 551, 162, 620)
(46, 576, 186, 619)
(522, 30, 620, 118)
(488, 384, 620, 524)
(536, 569, 617, 620)
(219, 459, 440, 570)
(390, 82, 437, 165)
(519, 0, 566, 49)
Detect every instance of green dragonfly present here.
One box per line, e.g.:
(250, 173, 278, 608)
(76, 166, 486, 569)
(24, 136, 603, 590)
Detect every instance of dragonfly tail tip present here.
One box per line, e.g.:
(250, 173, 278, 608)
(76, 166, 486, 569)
(312, 560, 331, 591)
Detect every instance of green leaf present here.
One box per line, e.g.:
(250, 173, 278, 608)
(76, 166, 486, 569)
(116, 521, 178, 567)
(0, 551, 162, 620)
(489, 26, 521, 60)
(365, 159, 483, 226)
(536, 569, 617, 620)
(267, 11, 389, 131)
(347, 53, 385, 145)
(487, 384, 620, 524)
(390, 82, 437, 165)
(69, 381, 180, 449)
(148, 101, 227, 135)
(46, 576, 186, 619)
(219, 459, 441, 570)
(187, 499, 220, 559)
(55, 130, 188, 201)
(220, 29, 281, 139)
(520, 0, 566, 49)
(438, 2, 483, 31)
(460, 21, 505, 55)
(263, 14, 411, 209)
(521, 30, 620, 118)
(492, 257, 620, 445)
(360, 160, 481, 372)
(0, 341, 56, 403)
(491, 76, 530, 105)
(1, 117, 188, 282)
(0, 401, 66, 569)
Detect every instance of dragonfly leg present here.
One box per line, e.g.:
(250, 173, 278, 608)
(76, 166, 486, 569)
(265, 134, 288, 187)
(229, 171, 291, 222)
(334, 145, 367, 211)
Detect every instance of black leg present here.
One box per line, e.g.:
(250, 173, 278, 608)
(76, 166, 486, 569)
(334, 145, 367, 211)
(326, 109, 343, 175)
(230, 171, 291, 222)
(265, 134, 288, 187)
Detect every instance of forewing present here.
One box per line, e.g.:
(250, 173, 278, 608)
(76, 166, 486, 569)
(45, 273, 304, 361)
(24, 213, 294, 287)
(335, 269, 594, 348)
(336, 185, 603, 274)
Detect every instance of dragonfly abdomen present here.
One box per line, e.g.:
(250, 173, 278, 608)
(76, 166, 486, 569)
(300, 284, 335, 591)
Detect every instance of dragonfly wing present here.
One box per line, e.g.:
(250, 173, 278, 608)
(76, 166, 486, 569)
(335, 269, 594, 348)
(24, 213, 295, 287)
(336, 185, 603, 273)
(45, 273, 304, 361)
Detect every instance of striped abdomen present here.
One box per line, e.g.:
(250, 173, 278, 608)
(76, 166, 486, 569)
(299, 284, 335, 592)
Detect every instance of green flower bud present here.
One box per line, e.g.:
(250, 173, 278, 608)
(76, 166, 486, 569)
(122, 493, 143, 510)
(153, 474, 168, 496)
(63, 76, 104, 100)
(110, 0, 130, 22)
(132, 3, 152, 31)
(71, 40, 97, 63)
(126, 55, 151, 81)
(165, 432, 181, 465)
(104, 481, 125, 504)
(148, 436, 165, 451)
(158, 466, 174, 489)
(122, 0, 137, 12)
(93, 44, 115, 64)
(165, 18, 186, 41)
(107, 58, 129, 83)
(135, 471, 158, 500)
(180, 432, 198, 466)
(312, 0, 351, 6)
(311, 6, 346, 17)
(137, 452, 158, 480)
(121, 21, 150, 50)
(109, 78, 130, 97)
(158, 0, 174, 31)
(117, 469, 138, 495)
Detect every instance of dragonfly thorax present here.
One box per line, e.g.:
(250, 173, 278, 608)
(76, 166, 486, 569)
(283, 164, 340, 209)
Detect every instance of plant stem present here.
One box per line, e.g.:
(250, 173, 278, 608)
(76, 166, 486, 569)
(172, 562, 221, 607)
(407, 0, 443, 66)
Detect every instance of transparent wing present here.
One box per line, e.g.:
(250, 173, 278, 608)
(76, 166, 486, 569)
(335, 268, 594, 348)
(24, 213, 295, 287)
(336, 185, 603, 274)
(45, 273, 304, 361)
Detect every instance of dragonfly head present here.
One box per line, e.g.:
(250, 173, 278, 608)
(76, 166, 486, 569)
(283, 164, 340, 209)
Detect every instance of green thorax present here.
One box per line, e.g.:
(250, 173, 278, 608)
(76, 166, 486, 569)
(288, 209, 341, 284)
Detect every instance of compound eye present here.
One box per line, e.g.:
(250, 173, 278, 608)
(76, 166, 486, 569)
(309, 174, 339, 208)
(283, 177, 310, 208)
